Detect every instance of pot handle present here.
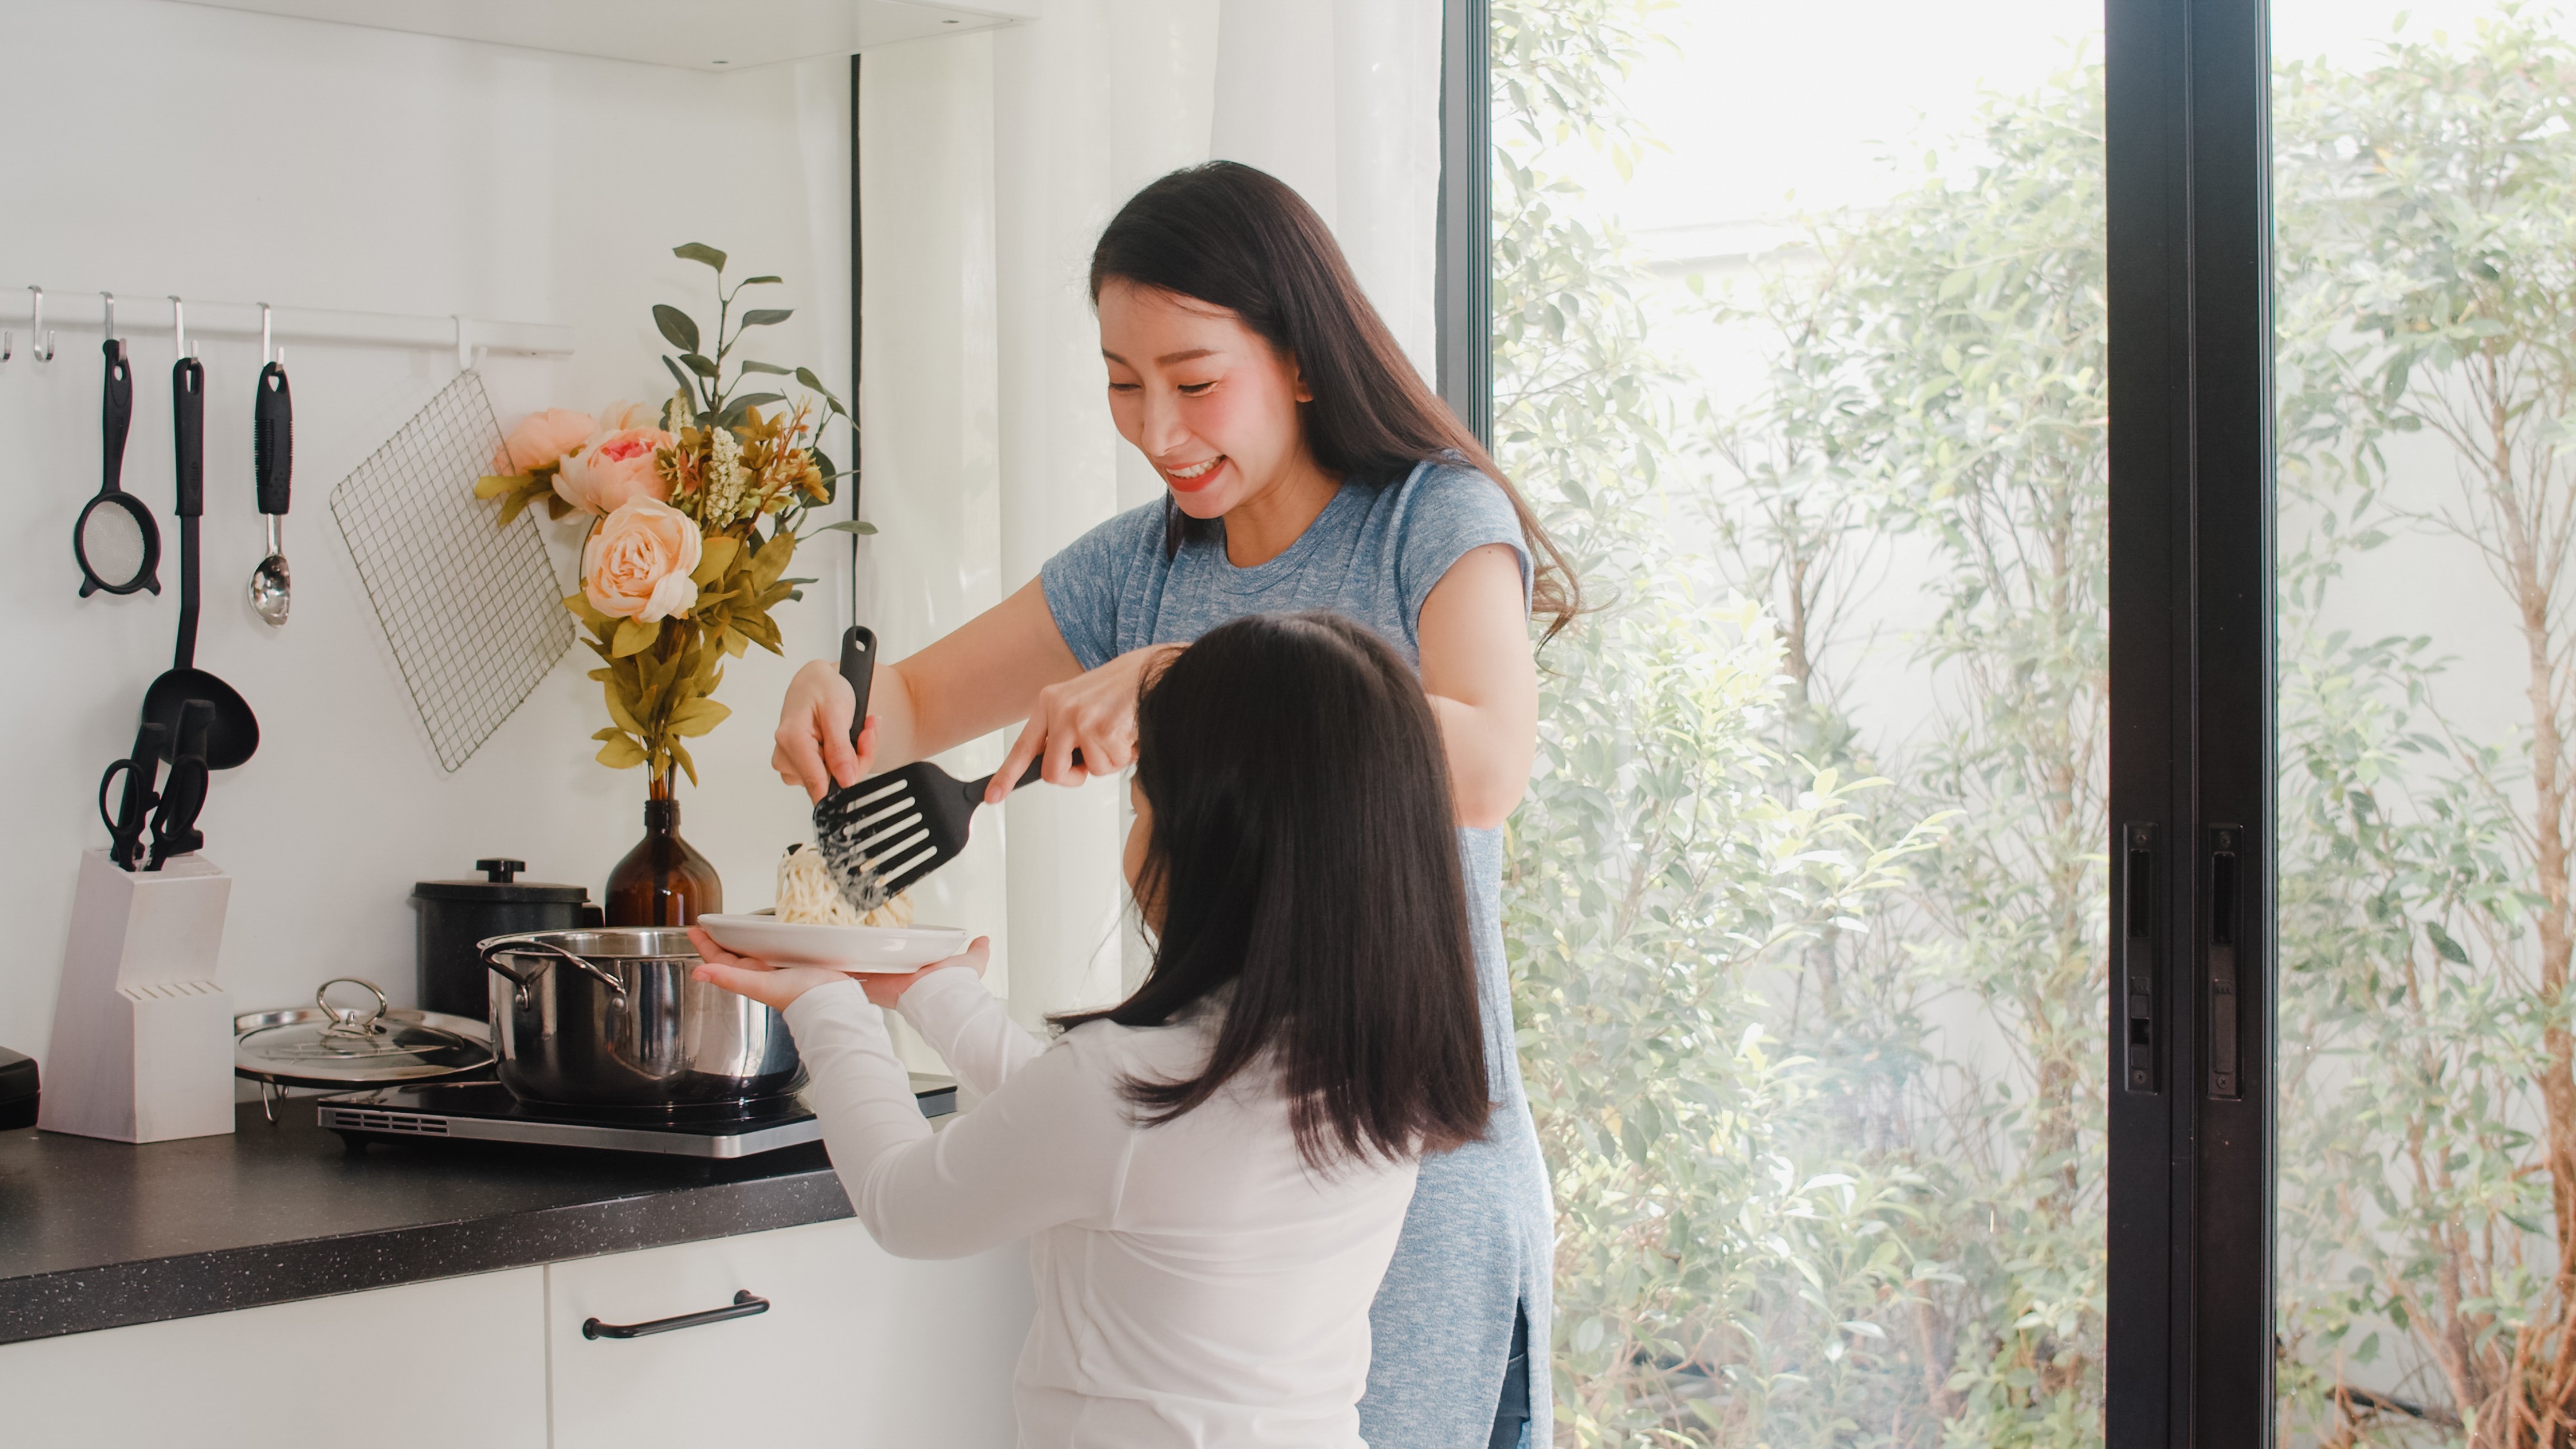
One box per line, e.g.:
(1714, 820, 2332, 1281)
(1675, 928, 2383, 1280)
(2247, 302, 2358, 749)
(477, 935, 630, 1000)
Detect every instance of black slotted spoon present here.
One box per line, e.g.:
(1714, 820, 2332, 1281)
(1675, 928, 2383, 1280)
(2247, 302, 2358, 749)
(811, 625, 1074, 910)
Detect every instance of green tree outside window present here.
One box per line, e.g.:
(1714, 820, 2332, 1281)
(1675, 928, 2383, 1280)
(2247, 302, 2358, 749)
(1496, 3, 2576, 1443)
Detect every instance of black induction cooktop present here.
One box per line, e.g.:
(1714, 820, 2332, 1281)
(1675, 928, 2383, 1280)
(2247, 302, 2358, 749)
(316, 1075, 958, 1159)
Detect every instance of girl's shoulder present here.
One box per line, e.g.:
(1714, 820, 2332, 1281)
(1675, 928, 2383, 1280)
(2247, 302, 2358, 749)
(1059, 1008, 1253, 1109)
(1054, 1009, 1220, 1073)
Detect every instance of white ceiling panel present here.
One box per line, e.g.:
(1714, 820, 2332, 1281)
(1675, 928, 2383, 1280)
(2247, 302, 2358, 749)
(172, 0, 1039, 71)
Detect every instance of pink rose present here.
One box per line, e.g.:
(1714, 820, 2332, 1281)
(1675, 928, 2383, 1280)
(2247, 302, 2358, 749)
(490, 408, 594, 473)
(582, 498, 703, 623)
(554, 426, 676, 516)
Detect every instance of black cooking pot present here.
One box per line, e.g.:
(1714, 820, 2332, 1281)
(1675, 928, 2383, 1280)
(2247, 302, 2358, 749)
(0, 1047, 37, 1132)
(412, 859, 597, 1021)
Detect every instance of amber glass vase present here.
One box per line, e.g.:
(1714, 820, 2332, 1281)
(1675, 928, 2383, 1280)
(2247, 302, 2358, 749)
(603, 769, 723, 927)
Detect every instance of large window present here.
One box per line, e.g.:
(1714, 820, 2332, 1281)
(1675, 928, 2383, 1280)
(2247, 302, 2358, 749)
(1456, 0, 2576, 1442)
(1484, 1, 2108, 1440)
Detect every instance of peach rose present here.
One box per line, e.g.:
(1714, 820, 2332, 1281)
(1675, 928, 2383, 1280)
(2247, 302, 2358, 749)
(555, 425, 676, 516)
(582, 498, 703, 622)
(490, 408, 594, 473)
(592, 399, 651, 432)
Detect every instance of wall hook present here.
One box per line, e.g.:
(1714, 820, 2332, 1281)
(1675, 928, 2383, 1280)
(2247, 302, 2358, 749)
(170, 295, 193, 359)
(26, 285, 54, 363)
(453, 314, 474, 374)
(102, 291, 117, 346)
(259, 303, 273, 366)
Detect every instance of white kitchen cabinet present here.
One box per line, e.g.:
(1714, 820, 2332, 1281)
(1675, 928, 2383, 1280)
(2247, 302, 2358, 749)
(0, 1223, 1032, 1444)
(546, 1218, 1030, 1447)
(0, 1267, 550, 1448)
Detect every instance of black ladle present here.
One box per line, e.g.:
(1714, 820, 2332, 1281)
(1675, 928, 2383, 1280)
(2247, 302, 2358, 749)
(140, 352, 259, 772)
(73, 336, 161, 598)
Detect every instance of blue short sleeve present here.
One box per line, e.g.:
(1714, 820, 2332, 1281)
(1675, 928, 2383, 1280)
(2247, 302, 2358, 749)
(1039, 500, 1164, 672)
(1393, 464, 1534, 634)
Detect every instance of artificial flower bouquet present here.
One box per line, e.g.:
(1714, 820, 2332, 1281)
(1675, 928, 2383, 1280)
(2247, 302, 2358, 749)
(477, 243, 869, 787)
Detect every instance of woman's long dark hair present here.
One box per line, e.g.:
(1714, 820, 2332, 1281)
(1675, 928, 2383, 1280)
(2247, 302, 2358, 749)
(1090, 161, 1581, 641)
(1056, 612, 1491, 1168)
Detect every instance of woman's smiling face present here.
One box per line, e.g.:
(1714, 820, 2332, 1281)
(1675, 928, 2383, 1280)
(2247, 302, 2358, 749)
(1097, 279, 1314, 520)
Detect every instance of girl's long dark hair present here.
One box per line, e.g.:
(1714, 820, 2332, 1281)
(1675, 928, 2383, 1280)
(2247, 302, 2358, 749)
(1055, 612, 1492, 1168)
(1090, 161, 1581, 641)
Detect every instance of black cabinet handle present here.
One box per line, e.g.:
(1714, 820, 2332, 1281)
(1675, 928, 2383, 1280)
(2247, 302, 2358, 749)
(582, 1289, 769, 1340)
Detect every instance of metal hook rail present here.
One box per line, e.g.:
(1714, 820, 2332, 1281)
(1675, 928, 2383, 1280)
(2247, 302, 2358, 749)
(1, 285, 573, 365)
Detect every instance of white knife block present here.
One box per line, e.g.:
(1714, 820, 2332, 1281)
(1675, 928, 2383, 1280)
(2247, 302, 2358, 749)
(39, 848, 236, 1143)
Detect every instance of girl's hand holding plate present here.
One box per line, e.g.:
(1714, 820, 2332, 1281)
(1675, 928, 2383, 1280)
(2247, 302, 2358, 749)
(690, 927, 990, 1010)
(687, 926, 848, 1010)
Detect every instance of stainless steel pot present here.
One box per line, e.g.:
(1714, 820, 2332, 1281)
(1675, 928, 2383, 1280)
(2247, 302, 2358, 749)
(477, 927, 803, 1108)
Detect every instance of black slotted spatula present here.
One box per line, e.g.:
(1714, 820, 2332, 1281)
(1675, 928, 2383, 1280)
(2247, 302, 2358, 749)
(811, 625, 1075, 909)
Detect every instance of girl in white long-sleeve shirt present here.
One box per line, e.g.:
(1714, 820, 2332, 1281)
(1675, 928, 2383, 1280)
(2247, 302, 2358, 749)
(690, 612, 1493, 1448)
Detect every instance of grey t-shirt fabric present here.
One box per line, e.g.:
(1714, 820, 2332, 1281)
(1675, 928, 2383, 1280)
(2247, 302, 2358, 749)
(1040, 460, 1555, 1448)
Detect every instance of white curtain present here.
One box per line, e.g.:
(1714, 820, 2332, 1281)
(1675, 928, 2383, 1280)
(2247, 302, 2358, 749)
(864, 1, 1444, 1027)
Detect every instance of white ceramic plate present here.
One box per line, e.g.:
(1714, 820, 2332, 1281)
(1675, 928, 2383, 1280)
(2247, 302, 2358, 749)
(696, 913, 972, 972)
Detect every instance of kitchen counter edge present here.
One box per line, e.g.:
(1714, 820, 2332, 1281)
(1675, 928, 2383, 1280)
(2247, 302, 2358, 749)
(0, 1104, 856, 1345)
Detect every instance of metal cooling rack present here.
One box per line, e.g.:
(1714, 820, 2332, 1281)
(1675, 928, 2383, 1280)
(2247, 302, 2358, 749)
(329, 372, 574, 772)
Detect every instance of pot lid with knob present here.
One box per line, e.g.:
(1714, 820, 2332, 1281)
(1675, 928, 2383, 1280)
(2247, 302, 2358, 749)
(412, 857, 591, 906)
(234, 978, 493, 1089)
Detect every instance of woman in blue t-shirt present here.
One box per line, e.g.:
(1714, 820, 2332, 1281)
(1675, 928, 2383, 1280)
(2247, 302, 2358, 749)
(769, 160, 1579, 1449)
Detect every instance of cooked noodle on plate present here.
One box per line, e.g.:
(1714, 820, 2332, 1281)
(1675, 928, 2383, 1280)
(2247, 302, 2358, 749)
(775, 843, 914, 927)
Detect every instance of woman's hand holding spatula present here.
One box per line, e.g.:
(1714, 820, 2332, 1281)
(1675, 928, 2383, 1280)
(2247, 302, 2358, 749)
(770, 578, 1150, 806)
(983, 641, 1179, 804)
(805, 625, 1086, 905)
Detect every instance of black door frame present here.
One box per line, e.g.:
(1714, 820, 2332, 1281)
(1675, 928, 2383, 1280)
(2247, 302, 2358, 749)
(1435, 0, 2279, 1438)
(2105, 0, 2275, 1440)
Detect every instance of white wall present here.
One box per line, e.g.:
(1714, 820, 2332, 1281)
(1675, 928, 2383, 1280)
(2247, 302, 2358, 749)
(988, 1, 1226, 1023)
(0, 0, 853, 1056)
(1211, 0, 1443, 377)
(0, 0, 1449, 1067)
(851, 31, 1018, 1048)
(956, 0, 1446, 1023)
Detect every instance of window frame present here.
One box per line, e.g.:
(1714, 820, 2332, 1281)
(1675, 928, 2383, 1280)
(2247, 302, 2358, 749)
(848, 52, 869, 625)
(1435, 0, 1492, 449)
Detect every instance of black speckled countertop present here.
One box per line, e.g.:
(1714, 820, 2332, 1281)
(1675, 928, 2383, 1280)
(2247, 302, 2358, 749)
(0, 1099, 853, 1345)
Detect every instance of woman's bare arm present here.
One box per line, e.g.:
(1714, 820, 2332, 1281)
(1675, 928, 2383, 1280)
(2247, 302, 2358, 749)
(772, 577, 1084, 800)
(1416, 544, 1540, 831)
(779, 544, 1539, 830)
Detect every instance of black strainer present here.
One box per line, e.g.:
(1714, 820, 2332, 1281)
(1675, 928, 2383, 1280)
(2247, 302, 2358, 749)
(73, 337, 160, 598)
